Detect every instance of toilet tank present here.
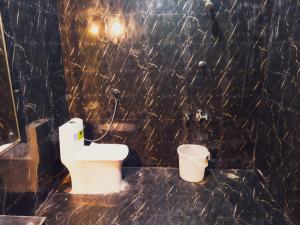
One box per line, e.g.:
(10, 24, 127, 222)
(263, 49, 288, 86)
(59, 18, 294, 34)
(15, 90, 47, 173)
(59, 118, 84, 163)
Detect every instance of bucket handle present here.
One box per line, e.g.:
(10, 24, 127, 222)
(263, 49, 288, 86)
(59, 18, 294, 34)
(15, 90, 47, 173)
(185, 152, 210, 160)
(181, 152, 210, 169)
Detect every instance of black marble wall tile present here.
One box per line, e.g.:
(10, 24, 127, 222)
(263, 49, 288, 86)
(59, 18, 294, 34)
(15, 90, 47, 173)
(0, 0, 69, 134)
(255, 99, 300, 225)
(58, 0, 272, 169)
(84, 118, 255, 168)
(0, 0, 69, 217)
(269, 0, 300, 43)
(254, 1, 300, 224)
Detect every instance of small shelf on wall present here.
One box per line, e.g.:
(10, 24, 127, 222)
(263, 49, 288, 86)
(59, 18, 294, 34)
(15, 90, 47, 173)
(0, 215, 46, 225)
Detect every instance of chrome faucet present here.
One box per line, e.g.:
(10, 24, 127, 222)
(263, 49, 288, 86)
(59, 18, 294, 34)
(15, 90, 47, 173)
(195, 109, 208, 122)
(198, 61, 207, 70)
(183, 109, 208, 124)
(184, 112, 193, 122)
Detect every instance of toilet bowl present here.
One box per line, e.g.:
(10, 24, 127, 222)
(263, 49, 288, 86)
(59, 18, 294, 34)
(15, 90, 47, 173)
(59, 118, 129, 194)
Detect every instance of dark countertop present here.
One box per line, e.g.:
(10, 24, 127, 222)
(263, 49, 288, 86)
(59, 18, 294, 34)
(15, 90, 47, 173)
(0, 215, 45, 225)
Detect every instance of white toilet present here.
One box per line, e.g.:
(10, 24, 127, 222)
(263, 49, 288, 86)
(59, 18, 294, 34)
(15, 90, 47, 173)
(59, 118, 129, 194)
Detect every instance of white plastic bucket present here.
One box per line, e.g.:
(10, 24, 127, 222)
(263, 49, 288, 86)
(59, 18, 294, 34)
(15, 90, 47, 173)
(177, 144, 210, 182)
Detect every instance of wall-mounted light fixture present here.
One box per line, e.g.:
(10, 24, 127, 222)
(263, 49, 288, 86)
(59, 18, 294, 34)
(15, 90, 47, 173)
(87, 16, 105, 38)
(87, 14, 125, 43)
(88, 23, 100, 36)
(105, 16, 125, 42)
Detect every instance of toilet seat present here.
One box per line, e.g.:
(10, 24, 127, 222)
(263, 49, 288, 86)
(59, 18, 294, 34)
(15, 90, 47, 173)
(67, 144, 129, 161)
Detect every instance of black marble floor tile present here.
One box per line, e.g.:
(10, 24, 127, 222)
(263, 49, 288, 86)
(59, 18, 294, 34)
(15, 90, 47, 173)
(211, 170, 292, 225)
(38, 168, 292, 225)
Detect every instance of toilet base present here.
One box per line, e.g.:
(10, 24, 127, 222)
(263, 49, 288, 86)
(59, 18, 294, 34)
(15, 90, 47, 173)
(65, 161, 123, 194)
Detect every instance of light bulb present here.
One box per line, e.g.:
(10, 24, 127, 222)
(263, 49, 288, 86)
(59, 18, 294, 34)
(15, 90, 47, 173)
(89, 23, 100, 36)
(110, 20, 124, 37)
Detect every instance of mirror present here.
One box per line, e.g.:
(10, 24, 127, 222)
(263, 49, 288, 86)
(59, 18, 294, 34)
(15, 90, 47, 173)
(0, 14, 20, 154)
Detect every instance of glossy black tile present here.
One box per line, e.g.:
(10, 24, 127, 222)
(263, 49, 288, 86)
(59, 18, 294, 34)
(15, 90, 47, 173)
(255, 3, 300, 222)
(0, 0, 299, 223)
(58, 0, 274, 173)
(212, 170, 290, 225)
(38, 168, 291, 225)
(0, 0, 69, 217)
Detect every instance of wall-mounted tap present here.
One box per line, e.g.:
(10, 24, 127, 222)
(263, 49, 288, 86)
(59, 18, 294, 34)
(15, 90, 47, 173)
(111, 88, 120, 101)
(204, 0, 214, 13)
(195, 109, 208, 122)
(183, 112, 193, 128)
(198, 61, 207, 70)
(183, 109, 208, 127)
(184, 112, 194, 123)
(203, 0, 215, 21)
(203, 0, 224, 40)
